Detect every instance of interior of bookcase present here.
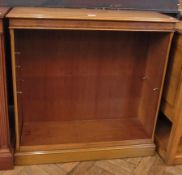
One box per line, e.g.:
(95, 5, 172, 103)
(156, 113, 172, 151)
(14, 29, 170, 150)
(156, 113, 182, 155)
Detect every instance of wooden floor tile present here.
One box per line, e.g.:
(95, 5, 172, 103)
(69, 161, 95, 175)
(83, 165, 113, 175)
(59, 162, 79, 173)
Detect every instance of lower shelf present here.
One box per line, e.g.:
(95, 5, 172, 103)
(20, 118, 150, 151)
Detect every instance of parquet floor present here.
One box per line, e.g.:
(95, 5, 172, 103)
(1, 154, 182, 175)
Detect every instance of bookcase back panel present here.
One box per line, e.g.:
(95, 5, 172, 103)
(15, 30, 149, 122)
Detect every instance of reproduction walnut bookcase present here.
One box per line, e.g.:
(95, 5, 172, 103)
(156, 22, 182, 165)
(7, 7, 176, 165)
(0, 7, 13, 170)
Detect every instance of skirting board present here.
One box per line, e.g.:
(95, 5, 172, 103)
(15, 143, 155, 165)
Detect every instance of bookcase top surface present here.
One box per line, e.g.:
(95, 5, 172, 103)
(7, 7, 177, 23)
(0, 7, 10, 18)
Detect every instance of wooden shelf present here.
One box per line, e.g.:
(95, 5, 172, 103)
(20, 118, 149, 151)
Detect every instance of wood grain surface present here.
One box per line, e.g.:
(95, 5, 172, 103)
(0, 7, 10, 18)
(0, 7, 13, 170)
(7, 7, 177, 22)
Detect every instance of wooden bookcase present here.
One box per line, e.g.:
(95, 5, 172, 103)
(0, 7, 13, 170)
(156, 22, 182, 165)
(7, 7, 176, 165)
